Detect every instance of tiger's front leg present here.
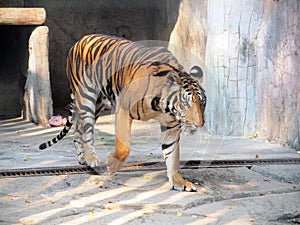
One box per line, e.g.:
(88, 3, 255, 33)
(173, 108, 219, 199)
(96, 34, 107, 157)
(107, 107, 132, 174)
(161, 125, 197, 192)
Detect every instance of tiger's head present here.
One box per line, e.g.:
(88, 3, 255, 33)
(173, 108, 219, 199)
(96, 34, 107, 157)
(163, 66, 206, 134)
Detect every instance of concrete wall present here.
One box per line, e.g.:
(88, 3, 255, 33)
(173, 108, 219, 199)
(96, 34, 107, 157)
(167, 0, 299, 149)
(204, 0, 299, 148)
(255, 1, 299, 149)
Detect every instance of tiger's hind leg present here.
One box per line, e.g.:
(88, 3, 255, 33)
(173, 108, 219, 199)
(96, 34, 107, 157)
(68, 93, 86, 165)
(74, 93, 111, 167)
(161, 123, 197, 192)
(75, 89, 100, 168)
(73, 120, 86, 165)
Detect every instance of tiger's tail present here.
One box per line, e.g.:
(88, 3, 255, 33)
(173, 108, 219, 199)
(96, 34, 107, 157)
(39, 94, 75, 150)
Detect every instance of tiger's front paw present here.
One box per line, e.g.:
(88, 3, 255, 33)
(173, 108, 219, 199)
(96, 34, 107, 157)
(77, 152, 87, 165)
(85, 152, 101, 167)
(170, 172, 197, 192)
(106, 154, 123, 175)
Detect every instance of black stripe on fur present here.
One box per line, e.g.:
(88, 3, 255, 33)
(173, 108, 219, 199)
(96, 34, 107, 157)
(39, 125, 71, 150)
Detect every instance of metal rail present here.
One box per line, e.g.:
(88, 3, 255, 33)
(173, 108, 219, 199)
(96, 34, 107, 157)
(0, 158, 299, 178)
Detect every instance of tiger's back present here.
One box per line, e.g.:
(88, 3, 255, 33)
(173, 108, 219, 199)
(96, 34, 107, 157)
(66, 34, 184, 101)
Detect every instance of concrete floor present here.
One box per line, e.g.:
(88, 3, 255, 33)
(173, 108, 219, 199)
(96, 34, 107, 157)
(0, 115, 299, 225)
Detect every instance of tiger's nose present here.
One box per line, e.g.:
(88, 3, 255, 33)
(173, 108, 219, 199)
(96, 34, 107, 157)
(195, 119, 205, 128)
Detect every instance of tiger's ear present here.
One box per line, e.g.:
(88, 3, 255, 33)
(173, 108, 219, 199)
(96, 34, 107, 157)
(167, 72, 181, 91)
(190, 66, 203, 83)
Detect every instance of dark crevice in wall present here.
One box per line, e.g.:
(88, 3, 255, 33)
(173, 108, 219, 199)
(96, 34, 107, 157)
(0, 26, 34, 118)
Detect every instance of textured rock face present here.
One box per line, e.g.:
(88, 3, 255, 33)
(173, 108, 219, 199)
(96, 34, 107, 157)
(168, 0, 299, 149)
(204, 0, 299, 148)
(205, 0, 261, 137)
(168, 0, 207, 71)
(255, 1, 299, 149)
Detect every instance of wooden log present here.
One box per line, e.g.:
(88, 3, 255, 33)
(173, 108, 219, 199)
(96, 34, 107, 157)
(0, 8, 46, 25)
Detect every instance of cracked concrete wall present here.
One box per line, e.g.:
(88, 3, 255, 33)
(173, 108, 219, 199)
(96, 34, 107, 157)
(256, 1, 300, 149)
(205, 0, 259, 137)
(205, 0, 299, 149)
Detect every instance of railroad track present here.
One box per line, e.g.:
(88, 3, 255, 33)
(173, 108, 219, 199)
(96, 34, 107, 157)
(0, 158, 299, 178)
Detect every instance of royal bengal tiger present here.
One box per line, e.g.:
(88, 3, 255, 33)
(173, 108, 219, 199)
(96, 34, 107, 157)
(39, 34, 206, 192)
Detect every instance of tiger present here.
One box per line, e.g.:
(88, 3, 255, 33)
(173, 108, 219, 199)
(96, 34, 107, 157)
(39, 34, 206, 192)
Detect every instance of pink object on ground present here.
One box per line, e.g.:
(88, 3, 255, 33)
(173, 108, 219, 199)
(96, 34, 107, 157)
(48, 115, 67, 127)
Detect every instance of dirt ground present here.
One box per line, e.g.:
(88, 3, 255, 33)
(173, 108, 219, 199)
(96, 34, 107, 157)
(0, 115, 299, 225)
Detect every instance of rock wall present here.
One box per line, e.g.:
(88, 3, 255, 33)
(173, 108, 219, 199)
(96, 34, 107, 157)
(168, 0, 207, 71)
(256, 1, 299, 149)
(205, 0, 299, 148)
(168, 0, 299, 149)
(205, 0, 261, 137)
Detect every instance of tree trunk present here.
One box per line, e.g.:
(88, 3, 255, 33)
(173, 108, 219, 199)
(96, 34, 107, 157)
(0, 8, 46, 25)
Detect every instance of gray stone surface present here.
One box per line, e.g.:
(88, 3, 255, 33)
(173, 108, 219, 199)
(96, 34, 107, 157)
(204, 0, 300, 149)
(168, 0, 207, 71)
(0, 116, 299, 224)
